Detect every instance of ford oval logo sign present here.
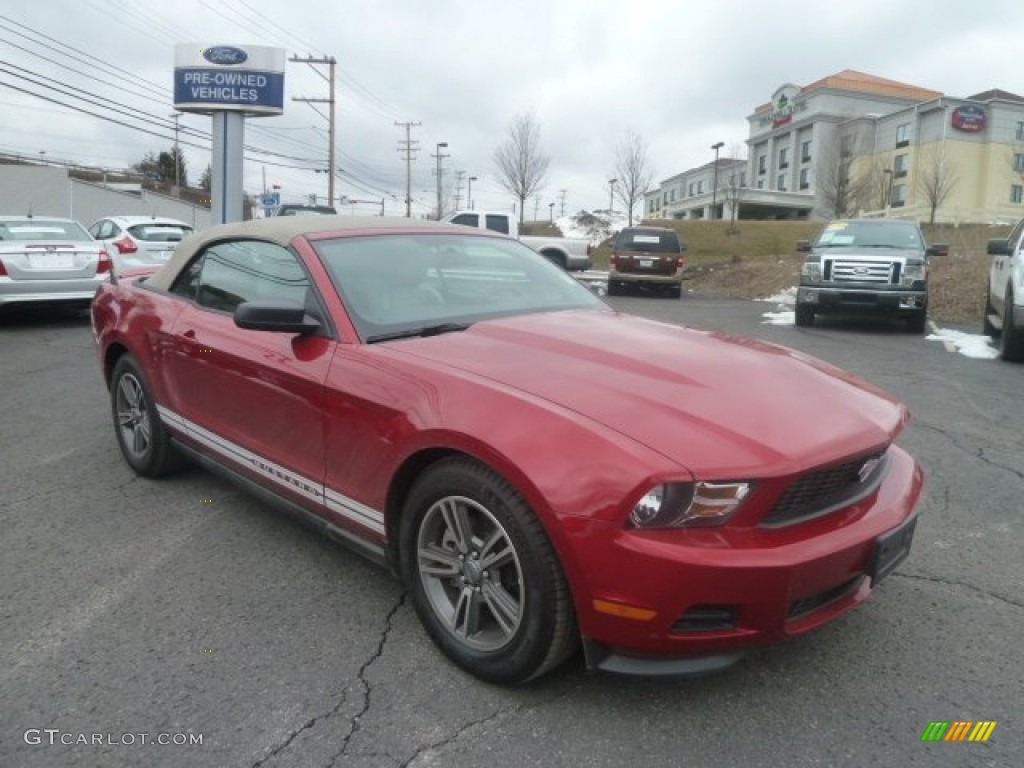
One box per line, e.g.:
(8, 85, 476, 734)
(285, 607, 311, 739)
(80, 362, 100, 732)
(203, 46, 248, 66)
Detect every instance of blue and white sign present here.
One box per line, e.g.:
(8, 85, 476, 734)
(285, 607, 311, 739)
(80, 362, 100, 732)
(174, 43, 285, 115)
(261, 192, 281, 208)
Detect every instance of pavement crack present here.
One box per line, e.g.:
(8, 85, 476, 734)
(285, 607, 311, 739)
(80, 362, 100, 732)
(325, 592, 407, 767)
(895, 571, 1024, 609)
(251, 594, 405, 767)
(914, 422, 1024, 481)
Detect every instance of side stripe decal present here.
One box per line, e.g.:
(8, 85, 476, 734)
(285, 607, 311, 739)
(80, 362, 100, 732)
(156, 404, 386, 536)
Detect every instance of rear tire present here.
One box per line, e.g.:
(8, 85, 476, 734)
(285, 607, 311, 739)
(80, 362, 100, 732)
(666, 284, 682, 299)
(1000, 290, 1024, 362)
(606, 280, 622, 296)
(794, 304, 814, 327)
(400, 457, 578, 684)
(110, 355, 185, 477)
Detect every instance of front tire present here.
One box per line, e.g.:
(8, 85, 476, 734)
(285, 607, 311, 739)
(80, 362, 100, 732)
(906, 308, 928, 334)
(794, 304, 814, 327)
(1000, 290, 1024, 362)
(983, 291, 998, 337)
(400, 457, 578, 684)
(110, 355, 184, 477)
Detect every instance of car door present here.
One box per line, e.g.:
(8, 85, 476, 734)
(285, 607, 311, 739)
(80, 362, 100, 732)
(161, 238, 334, 508)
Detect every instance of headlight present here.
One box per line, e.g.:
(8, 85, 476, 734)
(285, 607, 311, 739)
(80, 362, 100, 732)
(629, 481, 751, 528)
(903, 262, 926, 284)
(801, 262, 822, 281)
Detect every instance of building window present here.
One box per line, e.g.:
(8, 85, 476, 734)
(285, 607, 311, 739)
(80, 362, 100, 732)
(779, 147, 789, 169)
(799, 168, 809, 190)
(896, 123, 911, 147)
(1017, 122, 1024, 141)
(670, 189, 676, 202)
(801, 140, 811, 163)
(688, 182, 694, 196)
(758, 155, 767, 174)
(757, 179, 764, 189)
(1015, 154, 1024, 172)
(777, 174, 787, 192)
(1012, 184, 1024, 204)
(894, 153, 909, 178)
(697, 180, 704, 194)
(891, 184, 907, 206)
(740, 171, 746, 187)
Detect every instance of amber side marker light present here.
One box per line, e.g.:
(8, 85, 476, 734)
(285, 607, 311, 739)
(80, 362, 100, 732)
(593, 599, 657, 621)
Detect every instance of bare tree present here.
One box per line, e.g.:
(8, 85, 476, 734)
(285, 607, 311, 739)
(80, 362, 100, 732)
(612, 130, 655, 226)
(718, 143, 747, 232)
(815, 132, 869, 218)
(856, 157, 891, 213)
(493, 113, 551, 224)
(917, 143, 958, 224)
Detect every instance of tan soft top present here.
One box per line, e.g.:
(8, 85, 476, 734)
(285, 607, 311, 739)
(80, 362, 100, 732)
(145, 215, 469, 292)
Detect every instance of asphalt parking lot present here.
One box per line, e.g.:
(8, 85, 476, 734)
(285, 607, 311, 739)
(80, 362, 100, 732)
(1, 295, 1020, 768)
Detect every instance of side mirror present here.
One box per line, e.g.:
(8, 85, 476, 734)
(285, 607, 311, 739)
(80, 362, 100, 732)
(234, 300, 321, 335)
(679, 243, 688, 253)
(987, 238, 1010, 256)
(926, 243, 949, 257)
(796, 240, 811, 253)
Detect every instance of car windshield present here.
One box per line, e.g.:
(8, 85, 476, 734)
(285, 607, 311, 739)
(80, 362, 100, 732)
(127, 223, 193, 242)
(314, 232, 604, 342)
(815, 221, 923, 249)
(0, 219, 91, 241)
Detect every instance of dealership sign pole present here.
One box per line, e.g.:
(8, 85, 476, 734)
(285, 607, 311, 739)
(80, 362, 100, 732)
(173, 44, 285, 224)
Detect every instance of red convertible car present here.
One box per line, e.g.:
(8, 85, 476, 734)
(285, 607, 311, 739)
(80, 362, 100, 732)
(91, 216, 922, 683)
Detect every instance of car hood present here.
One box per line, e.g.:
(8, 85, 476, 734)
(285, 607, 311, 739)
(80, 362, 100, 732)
(388, 309, 907, 477)
(813, 246, 924, 261)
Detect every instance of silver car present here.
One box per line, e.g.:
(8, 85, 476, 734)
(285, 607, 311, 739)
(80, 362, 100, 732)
(88, 215, 194, 272)
(0, 216, 110, 309)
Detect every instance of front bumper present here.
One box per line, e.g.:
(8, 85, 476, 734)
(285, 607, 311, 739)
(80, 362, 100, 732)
(797, 284, 926, 314)
(570, 445, 922, 675)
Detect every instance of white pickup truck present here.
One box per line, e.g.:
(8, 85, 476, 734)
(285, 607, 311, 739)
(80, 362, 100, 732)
(984, 218, 1024, 361)
(442, 210, 592, 271)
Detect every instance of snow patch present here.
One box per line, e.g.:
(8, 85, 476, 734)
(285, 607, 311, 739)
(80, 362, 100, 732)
(762, 310, 795, 326)
(757, 286, 797, 305)
(926, 328, 999, 359)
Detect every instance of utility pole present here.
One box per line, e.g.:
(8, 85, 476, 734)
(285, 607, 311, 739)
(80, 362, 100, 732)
(290, 55, 337, 206)
(433, 142, 449, 219)
(169, 111, 182, 196)
(395, 121, 421, 217)
(453, 170, 466, 210)
(559, 188, 568, 217)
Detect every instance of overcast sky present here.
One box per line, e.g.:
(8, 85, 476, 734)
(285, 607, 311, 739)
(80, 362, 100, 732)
(2, 1, 1023, 218)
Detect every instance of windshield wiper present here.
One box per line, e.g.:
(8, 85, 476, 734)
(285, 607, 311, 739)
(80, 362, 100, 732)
(366, 322, 472, 344)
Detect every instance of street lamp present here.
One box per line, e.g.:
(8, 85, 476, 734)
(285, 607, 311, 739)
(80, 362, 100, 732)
(548, 202, 555, 223)
(710, 142, 725, 219)
(468, 176, 478, 210)
(435, 142, 449, 219)
(608, 178, 618, 215)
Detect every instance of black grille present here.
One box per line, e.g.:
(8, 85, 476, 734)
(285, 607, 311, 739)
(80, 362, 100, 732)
(762, 450, 888, 527)
(671, 605, 738, 634)
(787, 576, 863, 620)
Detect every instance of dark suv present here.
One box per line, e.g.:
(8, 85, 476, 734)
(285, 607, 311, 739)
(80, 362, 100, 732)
(607, 226, 686, 298)
(795, 219, 947, 332)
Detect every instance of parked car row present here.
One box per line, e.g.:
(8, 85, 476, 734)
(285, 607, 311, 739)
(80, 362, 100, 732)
(0, 214, 192, 309)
